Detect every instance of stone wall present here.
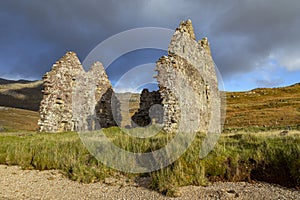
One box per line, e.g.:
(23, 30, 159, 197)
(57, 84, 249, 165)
(95, 87, 121, 128)
(119, 20, 220, 133)
(38, 52, 83, 132)
(38, 52, 120, 132)
(155, 19, 220, 133)
(131, 89, 163, 127)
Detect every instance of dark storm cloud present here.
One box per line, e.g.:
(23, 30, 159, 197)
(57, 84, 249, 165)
(209, 0, 300, 76)
(0, 1, 141, 78)
(0, 0, 299, 89)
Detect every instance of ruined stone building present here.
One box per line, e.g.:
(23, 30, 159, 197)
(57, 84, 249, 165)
(38, 52, 121, 132)
(38, 20, 220, 134)
(131, 20, 220, 133)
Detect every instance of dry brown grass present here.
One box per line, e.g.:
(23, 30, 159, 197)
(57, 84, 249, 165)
(0, 107, 39, 131)
(225, 83, 300, 130)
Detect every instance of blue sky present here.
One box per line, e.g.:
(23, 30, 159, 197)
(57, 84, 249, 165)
(0, 1, 300, 91)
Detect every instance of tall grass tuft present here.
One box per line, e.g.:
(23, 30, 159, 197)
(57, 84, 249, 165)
(0, 129, 299, 196)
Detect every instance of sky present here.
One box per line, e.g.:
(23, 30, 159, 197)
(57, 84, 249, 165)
(0, 0, 300, 92)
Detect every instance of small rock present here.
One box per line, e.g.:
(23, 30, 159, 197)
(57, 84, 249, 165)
(104, 177, 117, 185)
(279, 130, 288, 136)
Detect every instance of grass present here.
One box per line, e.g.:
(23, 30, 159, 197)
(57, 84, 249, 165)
(0, 107, 39, 131)
(0, 81, 299, 196)
(225, 83, 300, 129)
(0, 132, 116, 183)
(0, 128, 299, 196)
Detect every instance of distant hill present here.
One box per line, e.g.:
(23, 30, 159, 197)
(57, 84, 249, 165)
(0, 78, 37, 85)
(0, 107, 39, 131)
(225, 83, 300, 130)
(115, 93, 140, 127)
(0, 77, 299, 131)
(0, 79, 43, 111)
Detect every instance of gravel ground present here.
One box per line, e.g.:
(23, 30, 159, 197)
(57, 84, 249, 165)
(0, 165, 299, 200)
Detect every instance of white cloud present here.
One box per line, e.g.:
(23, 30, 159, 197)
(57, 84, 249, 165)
(280, 54, 300, 71)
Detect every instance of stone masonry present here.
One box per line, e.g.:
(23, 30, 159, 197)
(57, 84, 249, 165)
(130, 20, 220, 133)
(155, 19, 220, 133)
(38, 52, 120, 132)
